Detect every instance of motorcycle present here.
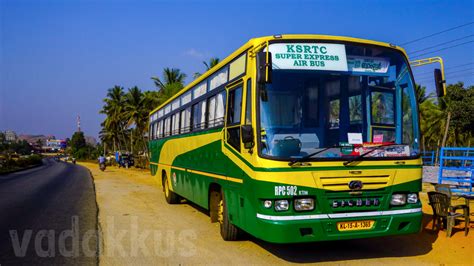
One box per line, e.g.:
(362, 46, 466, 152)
(72, 158, 76, 164)
(99, 163, 106, 171)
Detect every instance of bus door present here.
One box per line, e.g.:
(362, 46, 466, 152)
(225, 82, 243, 153)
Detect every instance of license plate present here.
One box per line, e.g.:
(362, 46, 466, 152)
(337, 220, 375, 231)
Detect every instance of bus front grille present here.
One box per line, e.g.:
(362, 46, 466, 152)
(312, 170, 395, 191)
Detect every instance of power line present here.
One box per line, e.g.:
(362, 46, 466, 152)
(446, 72, 474, 81)
(447, 62, 474, 69)
(408, 34, 474, 54)
(416, 71, 474, 82)
(415, 67, 474, 78)
(410, 40, 474, 59)
(401, 21, 474, 46)
(413, 62, 474, 76)
(446, 67, 474, 75)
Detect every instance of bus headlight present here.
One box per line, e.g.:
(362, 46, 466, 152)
(263, 200, 272, 209)
(390, 194, 407, 206)
(274, 200, 289, 211)
(294, 198, 314, 211)
(407, 193, 418, 204)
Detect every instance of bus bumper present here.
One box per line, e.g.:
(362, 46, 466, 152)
(252, 209, 422, 243)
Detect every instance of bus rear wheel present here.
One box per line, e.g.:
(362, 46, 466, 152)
(163, 173, 179, 204)
(218, 191, 241, 241)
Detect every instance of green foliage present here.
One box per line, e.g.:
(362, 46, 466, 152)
(0, 154, 43, 173)
(0, 139, 33, 155)
(70, 131, 86, 153)
(9, 140, 33, 155)
(419, 82, 474, 149)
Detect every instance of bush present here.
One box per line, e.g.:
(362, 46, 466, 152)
(0, 154, 42, 173)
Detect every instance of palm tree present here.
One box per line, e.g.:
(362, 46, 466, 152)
(124, 86, 148, 156)
(203, 57, 220, 70)
(193, 57, 221, 79)
(151, 68, 186, 91)
(414, 84, 432, 105)
(100, 86, 128, 152)
(150, 68, 187, 105)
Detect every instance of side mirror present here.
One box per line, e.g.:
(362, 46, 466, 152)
(256, 51, 272, 84)
(241, 125, 254, 149)
(434, 68, 445, 97)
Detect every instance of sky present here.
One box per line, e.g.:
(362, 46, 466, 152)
(1, 0, 473, 140)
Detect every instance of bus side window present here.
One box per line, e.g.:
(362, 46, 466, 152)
(192, 100, 207, 130)
(207, 91, 226, 128)
(180, 107, 191, 133)
(172, 113, 180, 135)
(164, 117, 171, 137)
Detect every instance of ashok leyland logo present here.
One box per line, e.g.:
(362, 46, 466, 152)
(348, 180, 363, 190)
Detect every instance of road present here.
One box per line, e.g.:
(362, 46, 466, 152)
(84, 162, 473, 265)
(0, 159, 99, 265)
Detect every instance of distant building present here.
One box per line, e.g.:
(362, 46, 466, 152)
(5, 130, 17, 142)
(46, 139, 67, 151)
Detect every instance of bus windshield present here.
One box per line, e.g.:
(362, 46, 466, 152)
(258, 42, 419, 160)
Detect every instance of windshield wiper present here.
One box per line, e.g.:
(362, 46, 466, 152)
(288, 145, 341, 166)
(343, 143, 398, 166)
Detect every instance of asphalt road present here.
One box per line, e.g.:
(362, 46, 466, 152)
(0, 158, 99, 265)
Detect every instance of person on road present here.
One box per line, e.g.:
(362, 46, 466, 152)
(98, 155, 106, 165)
(99, 155, 106, 171)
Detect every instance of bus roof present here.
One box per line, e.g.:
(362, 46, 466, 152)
(150, 34, 408, 116)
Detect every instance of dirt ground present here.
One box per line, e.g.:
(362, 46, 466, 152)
(81, 162, 474, 265)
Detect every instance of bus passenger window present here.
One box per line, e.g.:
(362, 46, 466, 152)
(172, 113, 180, 135)
(192, 101, 207, 130)
(180, 107, 191, 133)
(208, 96, 217, 127)
(164, 117, 171, 137)
(207, 91, 226, 128)
(215, 91, 226, 126)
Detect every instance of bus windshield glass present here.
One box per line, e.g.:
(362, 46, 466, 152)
(259, 42, 419, 160)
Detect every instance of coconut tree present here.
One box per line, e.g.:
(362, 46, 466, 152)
(203, 57, 220, 70)
(194, 57, 221, 79)
(100, 86, 128, 152)
(151, 68, 187, 104)
(151, 68, 186, 91)
(123, 86, 148, 156)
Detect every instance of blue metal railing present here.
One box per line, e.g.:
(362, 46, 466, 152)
(421, 150, 435, 166)
(438, 147, 474, 196)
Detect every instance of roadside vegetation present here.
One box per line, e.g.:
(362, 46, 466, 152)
(418, 82, 474, 150)
(0, 132, 43, 173)
(99, 59, 220, 167)
(66, 131, 101, 161)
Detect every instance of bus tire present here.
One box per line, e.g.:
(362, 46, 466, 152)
(219, 191, 241, 241)
(163, 173, 179, 204)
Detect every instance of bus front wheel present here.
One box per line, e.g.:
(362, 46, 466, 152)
(163, 173, 179, 204)
(218, 191, 241, 241)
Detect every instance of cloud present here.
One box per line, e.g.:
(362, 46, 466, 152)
(183, 48, 207, 59)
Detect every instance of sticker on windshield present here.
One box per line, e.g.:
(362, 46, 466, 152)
(269, 43, 348, 71)
(348, 133, 363, 144)
(347, 56, 390, 74)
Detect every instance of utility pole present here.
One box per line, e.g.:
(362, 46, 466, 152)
(77, 115, 81, 132)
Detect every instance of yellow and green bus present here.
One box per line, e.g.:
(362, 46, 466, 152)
(149, 34, 445, 243)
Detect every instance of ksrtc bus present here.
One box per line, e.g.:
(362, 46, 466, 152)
(148, 34, 446, 243)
